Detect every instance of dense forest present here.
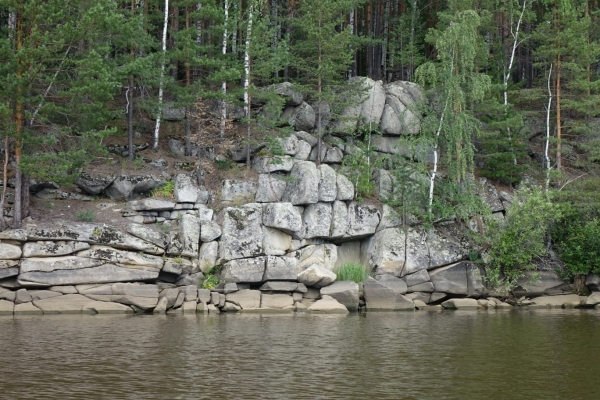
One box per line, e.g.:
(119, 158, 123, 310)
(1, 0, 600, 290)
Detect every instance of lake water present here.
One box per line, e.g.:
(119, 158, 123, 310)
(1, 309, 599, 399)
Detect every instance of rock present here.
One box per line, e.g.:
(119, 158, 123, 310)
(89, 225, 164, 255)
(408, 282, 434, 293)
(162, 259, 183, 275)
(380, 104, 402, 135)
(223, 283, 238, 294)
(263, 203, 302, 234)
(346, 202, 380, 238)
(363, 277, 414, 311)
(200, 221, 221, 243)
(336, 173, 354, 201)
(23, 241, 90, 258)
(360, 78, 386, 125)
(586, 273, 600, 292)
(283, 102, 316, 131)
(307, 295, 349, 314)
(14, 302, 43, 315)
(173, 292, 185, 309)
(378, 274, 408, 295)
(76, 246, 164, 268)
(513, 270, 568, 297)
(179, 213, 201, 258)
(263, 256, 298, 281)
(222, 301, 241, 312)
(330, 201, 349, 239)
(28, 290, 62, 301)
(75, 172, 115, 196)
(161, 103, 186, 121)
(297, 265, 336, 288)
(259, 281, 300, 292)
(221, 257, 266, 283)
(0, 229, 27, 241)
(320, 281, 359, 311)
(33, 293, 93, 314)
(0, 243, 21, 260)
(274, 82, 303, 106)
(173, 174, 200, 203)
(181, 285, 198, 302)
(225, 289, 261, 309)
(80, 283, 159, 310)
(175, 272, 203, 287)
(160, 288, 179, 308)
(318, 165, 338, 202)
(0, 289, 16, 302)
(182, 301, 197, 314)
(302, 203, 332, 239)
(278, 134, 301, 156)
(49, 285, 78, 294)
(441, 298, 480, 309)
(105, 175, 166, 201)
(261, 293, 294, 308)
(466, 263, 487, 297)
(532, 294, 581, 307)
(82, 301, 134, 314)
(218, 204, 263, 262)
(585, 292, 600, 306)
(0, 266, 19, 280)
(126, 224, 169, 249)
(403, 270, 430, 287)
(290, 244, 338, 272)
(128, 199, 175, 211)
(476, 177, 503, 213)
(197, 289, 211, 304)
(255, 174, 287, 203)
(154, 296, 168, 313)
(252, 156, 294, 174)
(282, 161, 320, 205)
(429, 263, 470, 295)
(15, 288, 32, 304)
(198, 241, 218, 273)
(0, 299, 14, 315)
(294, 140, 312, 160)
(221, 180, 258, 203)
(263, 227, 292, 256)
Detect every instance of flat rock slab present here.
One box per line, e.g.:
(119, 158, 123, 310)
(298, 265, 336, 288)
(441, 298, 480, 309)
(82, 301, 134, 314)
(14, 302, 43, 315)
(226, 289, 262, 309)
(363, 276, 414, 311)
(23, 241, 91, 258)
(33, 294, 93, 314)
(261, 293, 294, 308)
(0, 243, 22, 260)
(532, 294, 581, 307)
(18, 264, 160, 287)
(221, 257, 266, 283)
(128, 199, 175, 211)
(320, 281, 359, 311)
(307, 295, 349, 314)
(0, 299, 14, 315)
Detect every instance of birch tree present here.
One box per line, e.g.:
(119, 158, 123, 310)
(153, 0, 170, 152)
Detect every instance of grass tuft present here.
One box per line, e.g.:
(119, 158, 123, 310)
(76, 210, 94, 222)
(333, 262, 369, 283)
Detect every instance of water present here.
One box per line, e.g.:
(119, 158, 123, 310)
(1, 309, 599, 399)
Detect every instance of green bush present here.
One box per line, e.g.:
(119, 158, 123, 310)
(151, 180, 174, 198)
(200, 274, 220, 289)
(76, 210, 94, 222)
(553, 211, 600, 279)
(334, 263, 369, 283)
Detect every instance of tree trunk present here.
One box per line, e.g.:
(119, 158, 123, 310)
(13, 7, 24, 229)
(244, 1, 255, 168)
(545, 63, 553, 194)
(0, 137, 9, 231)
(220, 0, 229, 139)
(153, 0, 170, 152)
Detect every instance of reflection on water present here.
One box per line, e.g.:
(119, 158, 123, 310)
(1, 309, 599, 399)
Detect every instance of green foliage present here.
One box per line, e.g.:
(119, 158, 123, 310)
(199, 264, 223, 289)
(75, 211, 94, 222)
(334, 263, 369, 283)
(151, 180, 175, 198)
(485, 186, 560, 291)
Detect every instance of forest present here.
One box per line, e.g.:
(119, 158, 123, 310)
(0, 0, 600, 290)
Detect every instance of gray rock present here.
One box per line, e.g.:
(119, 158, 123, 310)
(585, 292, 600, 306)
(307, 295, 349, 313)
(252, 156, 294, 174)
(75, 172, 115, 196)
(260, 281, 301, 292)
(363, 276, 414, 311)
(513, 270, 568, 297)
(263, 227, 292, 256)
(15, 288, 32, 304)
(222, 301, 241, 312)
(83, 301, 135, 314)
(175, 272, 203, 287)
(160, 288, 180, 308)
(221, 180, 258, 203)
(336, 173, 355, 201)
(360, 78, 386, 125)
(173, 174, 200, 203)
(274, 82, 303, 106)
(334, 241, 361, 269)
(126, 224, 169, 249)
(255, 174, 287, 203)
(302, 203, 332, 239)
(318, 165, 338, 202)
(297, 265, 336, 288)
(330, 200, 349, 239)
(294, 131, 318, 147)
(128, 199, 176, 212)
(0, 300, 14, 315)
(0, 229, 27, 241)
(429, 263, 470, 295)
(23, 241, 90, 258)
(198, 241, 218, 273)
(181, 285, 198, 302)
(476, 177, 503, 213)
(200, 221, 221, 243)
(380, 103, 402, 135)
(282, 161, 320, 205)
(323, 147, 344, 163)
(0, 243, 21, 260)
(223, 283, 238, 294)
(278, 134, 301, 156)
(532, 294, 581, 308)
(586, 273, 600, 292)
(105, 175, 166, 201)
(153, 296, 168, 313)
(289, 244, 338, 272)
(226, 289, 262, 309)
(221, 257, 266, 283)
(197, 289, 211, 304)
(28, 290, 62, 301)
(262, 203, 303, 234)
(0, 267, 19, 280)
(76, 246, 164, 268)
(378, 274, 408, 294)
(218, 203, 264, 262)
(320, 281, 359, 311)
(441, 298, 480, 309)
(49, 285, 78, 294)
(346, 202, 380, 238)
(407, 282, 434, 293)
(161, 103, 186, 121)
(467, 263, 487, 297)
(33, 293, 92, 314)
(294, 140, 312, 160)
(14, 302, 42, 315)
(263, 256, 298, 281)
(283, 102, 316, 131)
(261, 293, 294, 308)
(403, 270, 430, 287)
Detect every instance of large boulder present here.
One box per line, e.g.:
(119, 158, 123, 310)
(255, 174, 287, 203)
(226, 289, 262, 309)
(252, 156, 294, 174)
(75, 172, 115, 196)
(320, 281, 359, 311)
(512, 270, 569, 297)
(179, 214, 200, 258)
(23, 241, 90, 258)
(261, 293, 294, 308)
(274, 82, 303, 106)
(345, 202, 381, 239)
(441, 298, 480, 309)
(173, 174, 200, 203)
(282, 102, 316, 131)
(262, 203, 303, 234)
(0, 243, 22, 260)
(363, 276, 414, 311)
(318, 165, 338, 202)
(263, 256, 298, 281)
(297, 265, 336, 288)
(32, 294, 96, 314)
(78, 283, 159, 310)
(359, 78, 386, 125)
(218, 203, 263, 262)
(105, 175, 166, 201)
(126, 224, 169, 249)
(307, 295, 349, 314)
(263, 227, 292, 256)
(221, 257, 266, 283)
(330, 201, 349, 239)
(198, 241, 218, 273)
(282, 161, 320, 205)
(302, 203, 332, 239)
(531, 294, 581, 308)
(378, 274, 408, 294)
(221, 180, 258, 203)
(336, 173, 355, 201)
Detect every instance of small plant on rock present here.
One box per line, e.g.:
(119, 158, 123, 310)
(334, 262, 369, 283)
(151, 180, 175, 198)
(76, 210, 94, 222)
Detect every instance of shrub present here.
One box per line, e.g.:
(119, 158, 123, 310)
(199, 274, 220, 289)
(76, 210, 94, 222)
(334, 263, 369, 283)
(151, 180, 174, 198)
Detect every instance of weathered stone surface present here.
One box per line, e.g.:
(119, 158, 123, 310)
(363, 277, 414, 311)
(160, 288, 180, 308)
(261, 293, 294, 308)
(255, 174, 287, 203)
(77, 246, 164, 269)
(403, 269, 430, 287)
(14, 302, 42, 315)
(441, 298, 480, 309)
(532, 294, 581, 307)
(200, 221, 221, 243)
(21, 256, 102, 273)
(18, 264, 160, 287)
(336, 173, 354, 201)
(283, 102, 316, 131)
(0, 289, 16, 301)
(0, 229, 27, 241)
(278, 134, 301, 156)
(302, 203, 332, 239)
(49, 285, 78, 294)
(476, 177, 503, 213)
(0, 266, 19, 280)
(307, 295, 349, 314)
(28, 290, 62, 301)
(80, 283, 159, 310)
(221, 180, 258, 203)
(218, 203, 263, 262)
(408, 282, 434, 293)
(259, 281, 300, 292)
(513, 270, 569, 297)
(330, 201, 349, 239)
(23, 241, 90, 258)
(14, 288, 32, 304)
(263, 256, 298, 281)
(153, 296, 168, 313)
(282, 161, 320, 205)
(378, 274, 408, 295)
(226, 289, 261, 309)
(75, 172, 116, 196)
(585, 292, 600, 306)
(82, 301, 134, 314)
(182, 301, 197, 314)
(346, 202, 380, 238)
(0, 299, 14, 315)
(429, 263, 470, 295)
(252, 156, 294, 174)
(162, 258, 183, 275)
(129, 199, 175, 211)
(297, 265, 336, 288)
(587, 273, 600, 292)
(126, 224, 169, 249)
(289, 244, 338, 271)
(360, 78, 386, 125)
(223, 283, 238, 294)
(274, 82, 303, 106)
(179, 214, 200, 258)
(222, 301, 241, 312)
(198, 241, 218, 273)
(263, 227, 292, 256)
(173, 174, 200, 203)
(0, 243, 22, 260)
(320, 281, 359, 311)
(466, 263, 487, 297)
(33, 294, 95, 314)
(263, 203, 302, 234)
(294, 140, 312, 161)
(318, 165, 337, 202)
(197, 289, 211, 304)
(221, 257, 266, 283)
(380, 104, 402, 135)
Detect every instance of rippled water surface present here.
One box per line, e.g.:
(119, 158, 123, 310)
(1, 309, 599, 399)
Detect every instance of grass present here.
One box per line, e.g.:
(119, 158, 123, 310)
(333, 263, 369, 283)
(76, 210, 94, 222)
(199, 265, 222, 289)
(151, 180, 175, 198)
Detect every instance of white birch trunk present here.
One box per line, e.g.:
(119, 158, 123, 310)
(153, 0, 169, 151)
(219, 0, 229, 138)
(382, 0, 390, 80)
(348, 10, 355, 78)
(545, 63, 553, 194)
(243, 2, 254, 166)
(196, 3, 202, 46)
